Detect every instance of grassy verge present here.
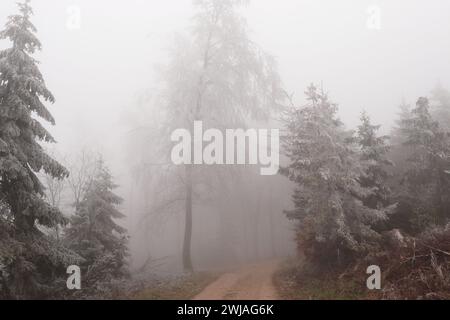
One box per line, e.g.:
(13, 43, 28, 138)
(131, 272, 218, 300)
(274, 260, 373, 300)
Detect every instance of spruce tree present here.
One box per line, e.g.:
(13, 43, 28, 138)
(391, 101, 412, 147)
(64, 160, 128, 294)
(0, 1, 78, 299)
(387, 101, 416, 232)
(357, 111, 392, 210)
(281, 85, 387, 268)
(400, 97, 450, 229)
(431, 84, 450, 131)
(389, 101, 413, 179)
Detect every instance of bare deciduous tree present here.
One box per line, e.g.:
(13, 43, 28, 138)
(67, 149, 100, 208)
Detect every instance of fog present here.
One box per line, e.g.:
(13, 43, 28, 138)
(1, 0, 450, 274)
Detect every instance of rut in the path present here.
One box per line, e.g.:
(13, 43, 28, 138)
(193, 260, 280, 300)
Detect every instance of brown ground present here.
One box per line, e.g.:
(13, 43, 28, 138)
(193, 260, 281, 300)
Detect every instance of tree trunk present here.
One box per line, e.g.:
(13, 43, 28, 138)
(183, 164, 193, 272)
(253, 191, 262, 261)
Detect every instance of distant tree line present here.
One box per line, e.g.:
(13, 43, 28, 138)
(281, 83, 450, 273)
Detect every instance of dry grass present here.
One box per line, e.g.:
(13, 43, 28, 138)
(130, 272, 218, 300)
(275, 225, 450, 300)
(274, 259, 371, 300)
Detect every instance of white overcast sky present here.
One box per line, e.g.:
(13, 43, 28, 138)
(1, 0, 449, 155)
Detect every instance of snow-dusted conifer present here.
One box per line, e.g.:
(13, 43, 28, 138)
(64, 160, 128, 293)
(357, 112, 392, 210)
(0, 1, 78, 299)
(400, 97, 450, 228)
(281, 85, 387, 267)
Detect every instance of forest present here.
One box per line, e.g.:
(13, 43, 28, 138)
(1, 0, 450, 300)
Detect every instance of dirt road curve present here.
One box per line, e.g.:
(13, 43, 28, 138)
(193, 260, 281, 300)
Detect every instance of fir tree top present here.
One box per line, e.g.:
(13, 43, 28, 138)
(357, 111, 390, 162)
(1, 1, 41, 54)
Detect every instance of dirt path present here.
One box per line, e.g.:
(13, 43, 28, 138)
(193, 260, 281, 300)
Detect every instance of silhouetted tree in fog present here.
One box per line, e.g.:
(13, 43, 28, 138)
(431, 84, 450, 131)
(161, 0, 283, 271)
(67, 149, 99, 209)
(398, 97, 450, 230)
